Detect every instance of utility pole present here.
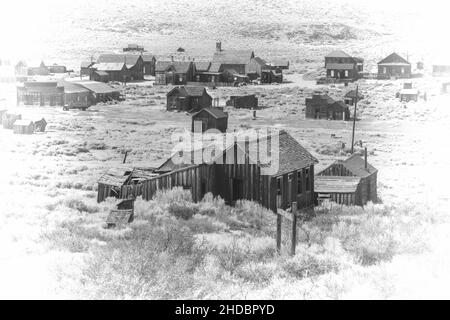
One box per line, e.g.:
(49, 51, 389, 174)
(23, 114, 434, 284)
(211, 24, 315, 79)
(350, 85, 358, 154)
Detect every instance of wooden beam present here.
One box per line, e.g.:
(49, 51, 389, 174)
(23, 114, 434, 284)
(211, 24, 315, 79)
(291, 202, 298, 256)
(276, 213, 282, 254)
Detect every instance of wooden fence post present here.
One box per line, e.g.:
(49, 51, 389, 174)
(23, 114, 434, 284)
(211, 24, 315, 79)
(291, 202, 297, 256)
(276, 212, 282, 254)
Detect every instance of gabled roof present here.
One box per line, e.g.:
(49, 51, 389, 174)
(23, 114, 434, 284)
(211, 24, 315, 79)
(326, 50, 351, 58)
(330, 100, 349, 110)
(97, 54, 142, 67)
(212, 49, 255, 65)
(307, 93, 335, 105)
(340, 154, 377, 178)
(92, 62, 126, 71)
(141, 54, 156, 62)
(167, 86, 209, 98)
(378, 52, 410, 65)
(208, 62, 222, 73)
(81, 61, 94, 68)
(251, 57, 267, 66)
(192, 108, 228, 119)
(58, 81, 90, 94)
(155, 61, 192, 73)
(195, 61, 211, 72)
(345, 90, 364, 99)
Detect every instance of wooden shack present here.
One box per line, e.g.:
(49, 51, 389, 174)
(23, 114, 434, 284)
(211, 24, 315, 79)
(305, 93, 350, 120)
(325, 50, 363, 81)
(315, 152, 377, 206)
(212, 42, 254, 76)
(2, 112, 22, 129)
(13, 120, 34, 135)
(91, 54, 144, 82)
(226, 94, 258, 109)
(191, 108, 228, 133)
(377, 53, 411, 79)
(166, 86, 212, 112)
(155, 61, 195, 85)
(97, 130, 318, 213)
(344, 89, 364, 105)
(399, 82, 419, 102)
(59, 81, 91, 110)
(142, 54, 156, 76)
(80, 61, 94, 76)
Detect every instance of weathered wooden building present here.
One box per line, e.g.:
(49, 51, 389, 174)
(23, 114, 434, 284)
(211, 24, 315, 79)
(72, 81, 122, 104)
(48, 64, 67, 74)
(398, 82, 419, 102)
(191, 108, 228, 133)
(91, 54, 145, 82)
(315, 152, 377, 206)
(142, 54, 156, 76)
(226, 94, 258, 109)
(27, 61, 49, 76)
(166, 86, 212, 112)
(247, 57, 268, 80)
(212, 42, 254, 76)
(16, 81, 64, 106)
(377, 53, 411, 79)
(2, 112, 22, 129)
(97, 130, 318, 213)
(305, 93, 350, 120)
(325, 50, 363, 81)
(60, 81, 91, 110)
(13, 120, 34, 135)
(155, 61, 195, 85)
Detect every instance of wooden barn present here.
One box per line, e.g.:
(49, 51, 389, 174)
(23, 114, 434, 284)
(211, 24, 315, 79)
(315, 152, 377, 206)
(398, 82, 418, 102)
(13, 120, 34, 135)
(212, 42, 254, 76)
(142, 54, 156, 76)
(2, 112, 22, 129)
(91, 54, 145, 82)
(16, 81, 64, 106)
(191, 108, 228, 133)
(344, 89, 364, 105)
(305, 93, 350, 121)
(377, 53, 411, 79)
(325, 50, 363, 81)
(97, 130, 318, 213)
(166, 86, 212, 112)
(155, 60, 195, 85)
(226, 94, 258, 109)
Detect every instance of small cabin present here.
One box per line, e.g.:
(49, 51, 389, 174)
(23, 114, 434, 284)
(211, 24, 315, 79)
(305, 93, 350, 121)
(13, 120, 34, 135)
(325, 50, 363, 81)
(191, 108, 228, 133)
(378, 53, 411, 79)
(399, 82, 418, 102)
(2, 112, 22, 129)
(166, 86, 212, 112)
(315, 152, 377, 206)
(226, 94, 258, 109)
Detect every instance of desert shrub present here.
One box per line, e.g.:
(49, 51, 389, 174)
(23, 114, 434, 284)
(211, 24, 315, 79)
(185, 214, 228, 234)
(168, 202, 198, 220)
(64, 197, 100, 213)
(282, 246, 341, 279)
(236, 262, 276, 285)
(153, 187, 193, 205)
(215, 237, 251, 274)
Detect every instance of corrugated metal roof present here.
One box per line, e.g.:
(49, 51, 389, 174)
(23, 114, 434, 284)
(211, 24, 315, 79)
(341, 154, 377, 178)
(315, 176, 361, 193)
(184, 86, 208, 97)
